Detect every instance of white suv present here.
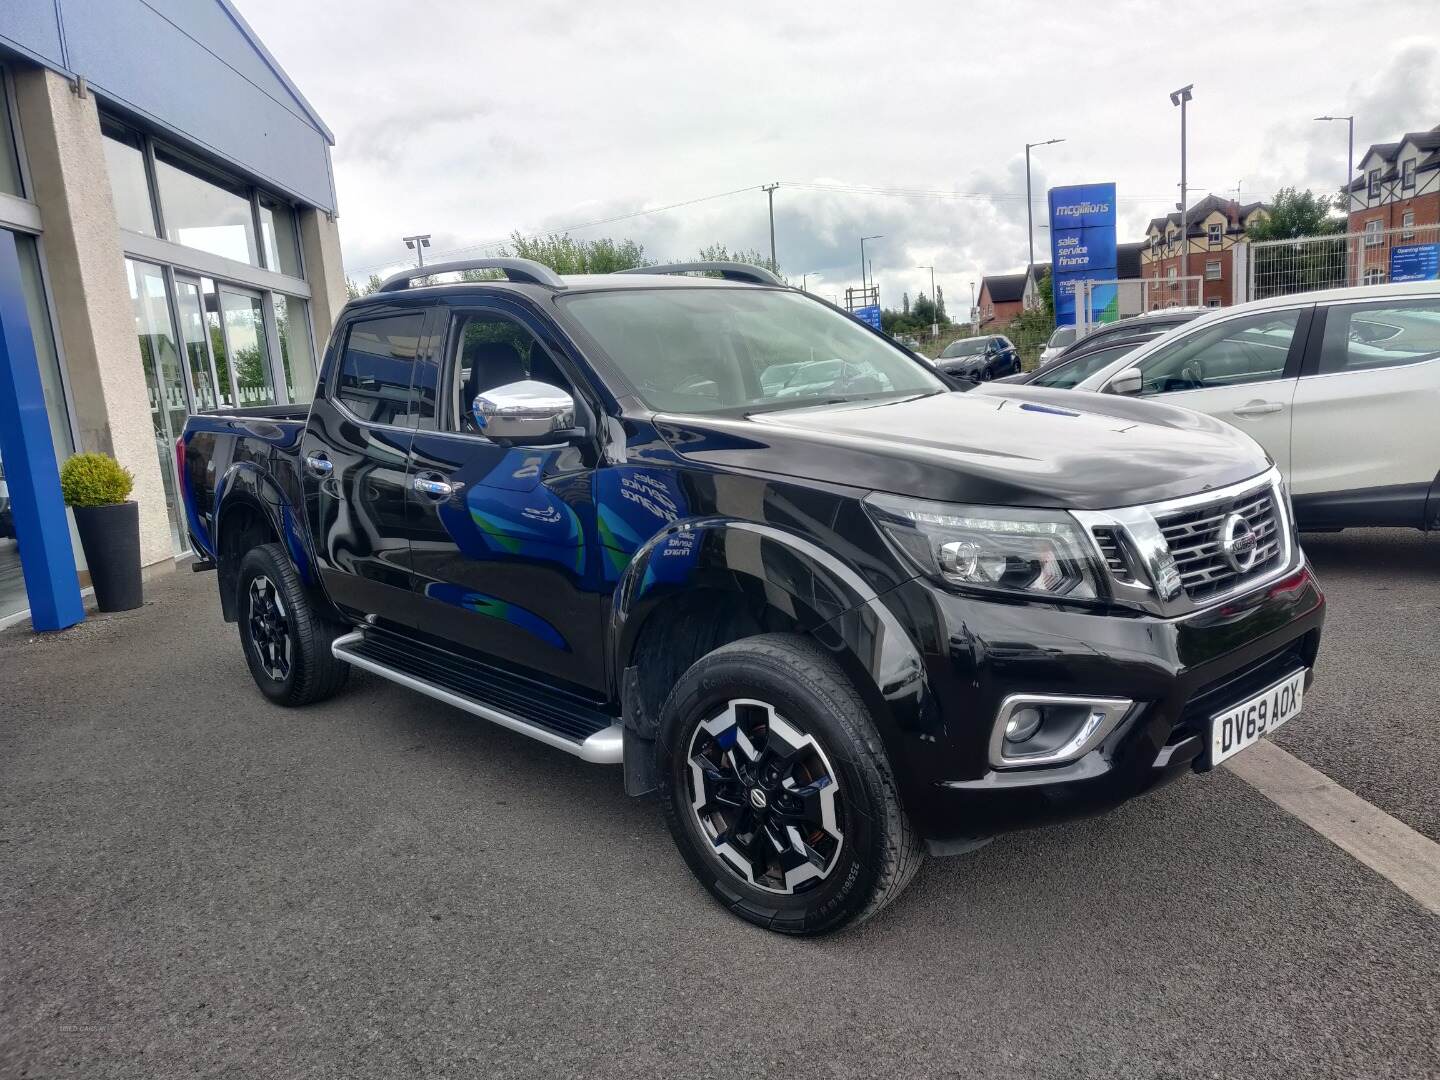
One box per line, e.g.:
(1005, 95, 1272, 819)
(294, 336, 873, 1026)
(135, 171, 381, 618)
(981, 282, 1440, 531)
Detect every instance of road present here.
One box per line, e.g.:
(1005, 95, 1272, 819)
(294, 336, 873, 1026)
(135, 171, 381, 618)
(2, 530, 1438, 1079)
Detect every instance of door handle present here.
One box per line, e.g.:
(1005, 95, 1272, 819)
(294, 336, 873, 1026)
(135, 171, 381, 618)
(1232, 403, 1284, 418)
(305, 453, 333, 474)
(412, 476, 455, 498)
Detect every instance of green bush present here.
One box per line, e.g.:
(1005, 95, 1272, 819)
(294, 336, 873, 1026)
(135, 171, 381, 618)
(59, 453, 134, 507)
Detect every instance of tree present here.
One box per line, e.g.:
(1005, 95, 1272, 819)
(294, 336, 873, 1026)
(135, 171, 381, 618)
(1246, 188, 1347, 296)
(935, 285, 947, 322)
(345, 272, 384, 299)
(696, 243, 783, 279)
(902, 292, 910, 315)
(1246, 188, 1343, 241)
(507, 232, 649, 273)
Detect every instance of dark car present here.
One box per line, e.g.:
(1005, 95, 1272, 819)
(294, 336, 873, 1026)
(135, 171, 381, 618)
(178, 258, 1324, 936)
(1035, 309, 1205, 374)
(992, 340, 1151, 388)
(933, 334, 1021, 381)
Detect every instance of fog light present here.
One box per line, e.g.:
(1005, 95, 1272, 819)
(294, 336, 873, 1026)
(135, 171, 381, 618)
(1004, 706, 1043, 743)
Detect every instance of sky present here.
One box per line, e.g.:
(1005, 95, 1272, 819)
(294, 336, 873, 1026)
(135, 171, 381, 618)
(238, 0, 1440, 313)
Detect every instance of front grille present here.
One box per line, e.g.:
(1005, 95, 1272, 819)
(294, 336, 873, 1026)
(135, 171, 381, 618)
(1155, 487, 1283, 601)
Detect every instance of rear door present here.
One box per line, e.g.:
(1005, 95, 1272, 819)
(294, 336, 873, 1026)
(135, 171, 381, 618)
(1288, 294, 1440, 521)
(1110, 306, 1312, 477)
(301, 303, 436, 627)
(403, 296, 607, 693)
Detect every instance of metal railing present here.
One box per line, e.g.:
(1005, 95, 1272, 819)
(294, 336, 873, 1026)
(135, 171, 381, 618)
(1247, 223, 1440, 301)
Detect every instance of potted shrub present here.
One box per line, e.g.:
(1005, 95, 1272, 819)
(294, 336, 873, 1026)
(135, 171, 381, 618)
(59, 453, 142, 612)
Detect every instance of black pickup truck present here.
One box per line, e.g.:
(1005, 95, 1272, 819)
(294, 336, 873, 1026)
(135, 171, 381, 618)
(179, 258, 1324, 934)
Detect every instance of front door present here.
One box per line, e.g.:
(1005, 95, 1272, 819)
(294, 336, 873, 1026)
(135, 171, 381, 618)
(404, 298, 606, 694)
(1115, 305, 1313, 478)
(301, 304, 433, 627)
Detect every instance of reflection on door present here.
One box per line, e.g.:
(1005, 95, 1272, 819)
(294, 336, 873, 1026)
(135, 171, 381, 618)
(219, 286, 274, 406)
(175, 277, 221, 411)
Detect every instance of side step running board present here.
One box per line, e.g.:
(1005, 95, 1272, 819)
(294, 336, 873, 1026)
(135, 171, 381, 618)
(332, 631, 623, 764)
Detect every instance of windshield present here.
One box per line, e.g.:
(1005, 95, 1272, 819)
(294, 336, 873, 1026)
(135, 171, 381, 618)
(1046, 327, 1077, 349)
(1030, 343, 1142, 389)
(940, 338, 988, 358)
(561, 287, 945, 414)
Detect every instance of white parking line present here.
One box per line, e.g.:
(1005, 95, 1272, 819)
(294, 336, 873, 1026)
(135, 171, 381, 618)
(1225, 740, 1440, 917)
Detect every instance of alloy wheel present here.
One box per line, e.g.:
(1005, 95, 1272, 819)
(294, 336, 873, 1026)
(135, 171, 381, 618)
(247, 574, 291, 682)
(686, 698, 844, 894)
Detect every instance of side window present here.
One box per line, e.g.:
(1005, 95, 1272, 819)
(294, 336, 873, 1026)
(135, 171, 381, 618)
(1131, 309, 1302, 395)
(334, 312, 428, 425)
(448, 311, 573, 434)
(1317, 299, 1440, 375)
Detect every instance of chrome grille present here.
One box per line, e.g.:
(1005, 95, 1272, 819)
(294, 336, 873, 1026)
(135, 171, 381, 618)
(1155, 488, 1282, 601)
(1090, 526, 1134, 582)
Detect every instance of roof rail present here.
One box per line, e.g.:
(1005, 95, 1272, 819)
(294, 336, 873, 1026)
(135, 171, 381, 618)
(376, 257, 565, 292)
(617, 261, 784, 286)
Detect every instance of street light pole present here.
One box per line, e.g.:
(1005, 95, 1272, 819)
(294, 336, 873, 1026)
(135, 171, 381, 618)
(916, 265, 936, 335)
(969, 280, 976, 330)
(1315, 115, 1355, 216)
(762, 183, 779, 272)
(1170, 85, 1193, 297)
(1024, 139, 1065, 273)
(402, 233, 431, 268)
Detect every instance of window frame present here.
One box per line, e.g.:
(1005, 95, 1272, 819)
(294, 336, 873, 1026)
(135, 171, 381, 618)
(1207, 222, 1223, 247)
(1363, 219, 1383, 247)
(326, 303, 436, 432)
(1205, 259, 1222, 281)
(1402, 159, 1416, 191)
(1367, 169, 1382, 199)
(1401, 210, 1415, 241)
(1304, 297, 1440, 378)
(1107, 304, 1313, 397)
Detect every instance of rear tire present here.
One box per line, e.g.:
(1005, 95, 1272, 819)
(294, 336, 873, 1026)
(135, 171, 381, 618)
(657, 634, 924, 935)
(236, 543, 349, 706)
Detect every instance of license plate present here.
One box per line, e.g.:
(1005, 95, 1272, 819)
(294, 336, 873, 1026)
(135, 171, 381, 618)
(1210, 669, 1305, 766)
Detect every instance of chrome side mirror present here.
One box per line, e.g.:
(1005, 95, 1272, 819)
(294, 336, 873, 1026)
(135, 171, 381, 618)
(1109, 367, 1143, 396)
(472, 380, 575, 440)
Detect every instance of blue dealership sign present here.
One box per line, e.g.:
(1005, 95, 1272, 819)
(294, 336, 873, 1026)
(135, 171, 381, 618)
(1048, 183, 1118, 326)
(853, 304, 882, 330)
(1390, 243, 1440, 283)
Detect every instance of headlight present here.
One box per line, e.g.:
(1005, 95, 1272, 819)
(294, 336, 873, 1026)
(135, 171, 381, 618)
(864, 493, 1102, 601)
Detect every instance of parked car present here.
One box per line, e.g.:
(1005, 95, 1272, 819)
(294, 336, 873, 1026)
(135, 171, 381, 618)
(179, 258, 1325, 935)
(1037, 309, 1206, 372)
(994, 341, 1154, 389)
(987, 282, 1440, 532)
(1037, 325, 1077, 365)
(933, 334, 1020, 380)
(996, 312, 1203, 387)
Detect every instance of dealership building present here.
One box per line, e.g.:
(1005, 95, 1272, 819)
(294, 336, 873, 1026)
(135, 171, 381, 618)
(0, 1, 346, 628)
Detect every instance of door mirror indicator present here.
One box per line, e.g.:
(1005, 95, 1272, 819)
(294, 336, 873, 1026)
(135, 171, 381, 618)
(472, 380, 577, 440)
(1110, 367, 1143, 396)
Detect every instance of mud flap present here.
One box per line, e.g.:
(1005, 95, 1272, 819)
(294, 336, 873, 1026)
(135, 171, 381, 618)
(622, 665, 658, 796)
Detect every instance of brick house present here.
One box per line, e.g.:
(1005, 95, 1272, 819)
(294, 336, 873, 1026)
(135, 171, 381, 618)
(976, 272, 1027, 326)
(1345, 124, 1440, 284)
(1139, 194, 1269, 309)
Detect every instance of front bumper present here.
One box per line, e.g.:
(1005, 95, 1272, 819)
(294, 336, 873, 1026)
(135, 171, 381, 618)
(874, 563, 1325, 847)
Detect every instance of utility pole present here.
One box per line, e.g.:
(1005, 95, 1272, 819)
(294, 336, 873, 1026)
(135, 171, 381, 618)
(860, 235, 882, 300)
(916, 265, 937, 336)
(1025, 139, 1065, 273)
(1170, 85, 1193, 299)
(402, 233, 431, 268)
(1315, 115, 1355, 215)
(969, 280, 976, 330)
(762, 183, 779, 273)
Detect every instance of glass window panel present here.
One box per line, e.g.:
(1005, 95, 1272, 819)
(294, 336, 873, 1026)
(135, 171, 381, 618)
(219, 288, 275, 405)
(259, 195, 302, 277)
(154, 147, 258, 265)
(1319, 300, 1440, 374)
(99, 119, 157, 236)
(336, 313, 426, 424)
(0, 69, 22, 197)
(125, 259, 188, 554)
(273, 295, 316, 402)
(1136, 310, 1301, 395)
(199, 278, 234, 406)
(174, 278, 219, 410)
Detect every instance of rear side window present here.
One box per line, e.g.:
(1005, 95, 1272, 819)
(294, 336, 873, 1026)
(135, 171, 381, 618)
(1133, 310, 1302, 395)
(334, 312, 428, 425)
(1317, 299, 1440, 375)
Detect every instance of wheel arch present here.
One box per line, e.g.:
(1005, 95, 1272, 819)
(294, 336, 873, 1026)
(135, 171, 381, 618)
(213, 463, 319, 622)
(610, 518, 936, 794)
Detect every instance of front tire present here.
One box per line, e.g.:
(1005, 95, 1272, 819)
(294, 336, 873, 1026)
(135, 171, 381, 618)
(657, 634, 924, 935)
(237, 543, 349, 706)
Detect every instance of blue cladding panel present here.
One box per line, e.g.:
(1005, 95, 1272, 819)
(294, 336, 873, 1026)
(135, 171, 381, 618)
(0, 230, 84, 630)
(0, 0, 335, 212)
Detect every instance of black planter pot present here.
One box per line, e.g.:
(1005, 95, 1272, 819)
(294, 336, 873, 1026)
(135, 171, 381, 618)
(72, 501, 143, 612)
